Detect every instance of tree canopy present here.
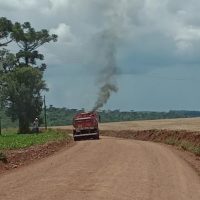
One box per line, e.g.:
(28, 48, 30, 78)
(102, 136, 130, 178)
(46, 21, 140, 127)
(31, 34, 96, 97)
(2, 66, 48, 133)
(13, 22, 57, 70)
(0, 17, 13, 47)
(0, 49, 16, 73)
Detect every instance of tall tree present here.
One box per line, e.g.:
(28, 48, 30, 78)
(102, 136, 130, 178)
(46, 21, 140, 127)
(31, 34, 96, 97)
(0, 17, 15, 107)
(13, 22, 57, 70)
(2, 66, 48, 133)
(0, 49, 16, 134)
(0, 17, 13, 47)
(0, 49, 16, 132)
(0, 19, 58, 133)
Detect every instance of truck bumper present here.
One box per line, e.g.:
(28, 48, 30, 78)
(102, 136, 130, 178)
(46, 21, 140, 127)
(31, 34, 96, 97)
(73, 132, 99, 138)
(73, 129, 99, 140)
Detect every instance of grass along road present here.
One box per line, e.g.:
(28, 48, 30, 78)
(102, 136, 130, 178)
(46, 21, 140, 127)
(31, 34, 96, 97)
(0, 129, 70, 150)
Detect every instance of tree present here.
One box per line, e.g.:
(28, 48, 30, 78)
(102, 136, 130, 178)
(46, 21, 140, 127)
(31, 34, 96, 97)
(2, 66, 48, 133)
(0, 18, 16, 108)
(0, 17, 13, 47)
(0, 49, 17, 134)
(0, 49, 17, 73)
(12, 22, 57, 70)
(0, 19, 57, 133)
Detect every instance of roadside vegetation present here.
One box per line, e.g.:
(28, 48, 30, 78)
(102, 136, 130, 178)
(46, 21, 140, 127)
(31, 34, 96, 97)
(0, 129, 70, 150)
(165, 138, 200, 156)
(0, 129, 72, 172)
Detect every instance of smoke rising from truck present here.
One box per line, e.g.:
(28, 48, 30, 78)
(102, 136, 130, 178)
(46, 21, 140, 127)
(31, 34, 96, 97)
(92, 30, 119, 111)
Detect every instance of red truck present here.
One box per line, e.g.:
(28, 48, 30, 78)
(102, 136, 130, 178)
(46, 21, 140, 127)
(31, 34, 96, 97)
(73, 112, 100, 141)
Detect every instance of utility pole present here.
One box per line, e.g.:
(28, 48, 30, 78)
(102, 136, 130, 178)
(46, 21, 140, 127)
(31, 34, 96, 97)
(0, 103, 2, 135)
(0, 116, 1, 135)
(44, 95, 47, 130)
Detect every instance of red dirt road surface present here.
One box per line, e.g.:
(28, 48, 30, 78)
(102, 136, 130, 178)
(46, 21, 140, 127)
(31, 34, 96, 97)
(0, 137, 200, 200)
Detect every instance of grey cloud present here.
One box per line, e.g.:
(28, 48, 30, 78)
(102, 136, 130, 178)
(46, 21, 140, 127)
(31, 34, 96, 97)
(1, 0, 200, 73)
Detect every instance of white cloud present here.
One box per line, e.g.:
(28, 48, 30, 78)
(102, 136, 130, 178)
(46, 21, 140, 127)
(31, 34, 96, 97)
(50, 23, 75, 44)
(176, 26, 200, 41)
(172, 26, 200, 55)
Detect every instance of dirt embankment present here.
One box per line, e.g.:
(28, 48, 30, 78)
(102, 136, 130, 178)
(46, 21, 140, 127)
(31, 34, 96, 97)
(0, 133, 74, 174)
(101, 129, 200, 147)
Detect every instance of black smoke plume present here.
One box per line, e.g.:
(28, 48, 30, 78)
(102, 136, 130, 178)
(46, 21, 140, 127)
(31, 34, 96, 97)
(92, 30, 119, 111)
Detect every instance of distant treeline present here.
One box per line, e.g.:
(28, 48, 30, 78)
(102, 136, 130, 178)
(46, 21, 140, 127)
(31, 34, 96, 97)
(43, 106, 200, 126)
(2, 106, 200, 128)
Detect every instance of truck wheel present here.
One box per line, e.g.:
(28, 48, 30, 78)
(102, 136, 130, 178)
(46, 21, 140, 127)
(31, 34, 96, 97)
(95, 134, 99, 140)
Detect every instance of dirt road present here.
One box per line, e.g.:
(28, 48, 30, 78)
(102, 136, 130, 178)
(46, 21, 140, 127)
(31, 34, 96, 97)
(0, 137, 200, 200)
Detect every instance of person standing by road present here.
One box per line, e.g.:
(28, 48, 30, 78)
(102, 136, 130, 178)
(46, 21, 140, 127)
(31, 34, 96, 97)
(32, 118, 39, 133)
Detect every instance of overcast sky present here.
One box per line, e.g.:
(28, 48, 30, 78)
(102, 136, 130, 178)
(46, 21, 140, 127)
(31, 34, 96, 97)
(1, 0, 200, 111)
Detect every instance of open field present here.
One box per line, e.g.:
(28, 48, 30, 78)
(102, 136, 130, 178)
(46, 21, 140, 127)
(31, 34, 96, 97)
(59, 117, 200, 131)
(100, 117, 200, 131)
